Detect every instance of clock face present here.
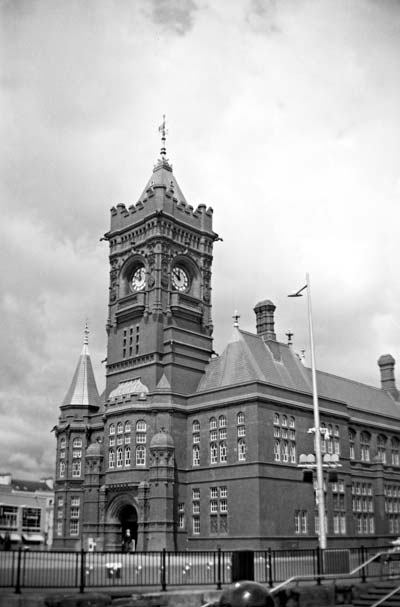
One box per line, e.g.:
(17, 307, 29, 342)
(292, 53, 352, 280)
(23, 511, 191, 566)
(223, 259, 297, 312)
(130, 266, 146, 291)
(172, 266, 189, 292)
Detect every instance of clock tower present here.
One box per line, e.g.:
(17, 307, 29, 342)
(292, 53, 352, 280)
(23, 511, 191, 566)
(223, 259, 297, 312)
(103, 129, 218, 399)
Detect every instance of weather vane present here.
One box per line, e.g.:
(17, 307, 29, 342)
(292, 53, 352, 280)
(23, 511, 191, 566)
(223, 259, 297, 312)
(158, 114, 168, 159)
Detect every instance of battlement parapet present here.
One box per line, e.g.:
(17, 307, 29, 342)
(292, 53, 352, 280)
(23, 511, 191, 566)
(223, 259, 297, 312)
(109, 182, 214, 234)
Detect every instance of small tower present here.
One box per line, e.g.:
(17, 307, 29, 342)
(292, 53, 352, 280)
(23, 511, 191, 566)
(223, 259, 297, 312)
(53, 323, 101, 549)
(147, 429, 175, 550)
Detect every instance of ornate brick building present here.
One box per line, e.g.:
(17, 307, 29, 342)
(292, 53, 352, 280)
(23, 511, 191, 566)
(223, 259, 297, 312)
(53, 137, 400, 552)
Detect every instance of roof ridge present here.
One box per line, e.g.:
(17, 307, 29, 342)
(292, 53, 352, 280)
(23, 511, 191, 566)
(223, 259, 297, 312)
(316, 367, 383, 393)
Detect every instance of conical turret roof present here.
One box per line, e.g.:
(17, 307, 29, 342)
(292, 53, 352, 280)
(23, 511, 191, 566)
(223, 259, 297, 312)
(62, 323, 101, 409)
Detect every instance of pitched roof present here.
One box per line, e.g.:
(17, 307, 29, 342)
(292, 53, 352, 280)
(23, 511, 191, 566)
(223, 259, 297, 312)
(62, 327, 100, 408)
(11, 479, 52, 493)
(197, 328, 400, 420)
(140, 158, 187, 205)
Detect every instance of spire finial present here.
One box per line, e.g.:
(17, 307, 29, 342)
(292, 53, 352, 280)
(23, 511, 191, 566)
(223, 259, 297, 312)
(158, 114, 167, 159)
(286, 330, 293, 346)
(233, 310, 240, 328)
(84, 320, 89, 346)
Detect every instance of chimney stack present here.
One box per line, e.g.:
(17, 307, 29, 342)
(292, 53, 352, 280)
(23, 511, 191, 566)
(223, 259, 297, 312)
(378, 354, 399, 400)
(254, 300, 276, 341)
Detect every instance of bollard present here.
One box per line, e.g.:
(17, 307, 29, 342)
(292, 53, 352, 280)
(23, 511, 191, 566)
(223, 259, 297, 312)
(14, 547, 22, 595)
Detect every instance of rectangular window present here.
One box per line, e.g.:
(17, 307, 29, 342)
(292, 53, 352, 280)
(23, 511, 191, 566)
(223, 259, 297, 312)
(220, 499, 228, 513)
(56, 521, 63, 536)
(72, 460, 81, 477)
(192, 488, 200, 500)
(0, 506, 18, 529)
(178, 504, 185, 529)
(193, 517, 200, 535)
(70, 520, 79, 536)
(210, 500, 218, 514)
(193, 502, 200, 514)
(22, 508, 41, 532)
(210, 487, 218, 499)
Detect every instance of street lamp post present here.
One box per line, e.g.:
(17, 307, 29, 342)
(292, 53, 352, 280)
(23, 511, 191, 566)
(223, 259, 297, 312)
(289, 272, 327, 550)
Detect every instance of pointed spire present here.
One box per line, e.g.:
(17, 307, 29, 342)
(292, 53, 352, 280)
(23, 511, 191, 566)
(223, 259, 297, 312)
(81, 319, 89, 355)
(158, 114, 168, 160)
(62, 322, 100, 409)
(232, 310, 240, 328)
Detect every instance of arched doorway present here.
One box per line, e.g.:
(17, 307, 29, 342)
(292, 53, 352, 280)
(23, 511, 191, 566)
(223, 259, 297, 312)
(119, 504, 138, 551)
(105, 496, 139, 551)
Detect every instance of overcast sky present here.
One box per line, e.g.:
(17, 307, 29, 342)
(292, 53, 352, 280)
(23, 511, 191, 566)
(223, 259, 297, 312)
(1, 0, 400, 480)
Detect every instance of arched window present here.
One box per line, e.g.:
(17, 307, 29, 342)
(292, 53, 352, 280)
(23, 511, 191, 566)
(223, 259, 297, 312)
(136, 420, 146, 432)
(109, 424, 115, 436)
(219, 415, 227, 428)
(136, 445, 146, 466)
(274, 440, 281, 462)
(238, 438, 246, 461)
(125, 421, 131, 433)
(209, 417, 217, 430)
(349, 429, 356, 460)
(282, 415, 287, 427)
(117, 422, 123, 435)
(210, 442, 218, 464)
(377, 435, 387, 464)
(360, 432, 371, 462)
(124, 446, 131, 467)
(220, 441, 227, 463)
(192, 444, 200, 466)
(60, 437, 66, 448)
(192, 419, 200, 433)
(116, 447, 123, 468)
(289, 441, 296, 464)
(109, 449, 115, 468)
(237, 412, 245, 426)
(282, 440, 289, 463)
(391, 438, 400, 466)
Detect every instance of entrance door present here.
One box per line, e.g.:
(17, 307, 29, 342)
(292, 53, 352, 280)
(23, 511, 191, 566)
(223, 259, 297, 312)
(119, 504, 138, 551)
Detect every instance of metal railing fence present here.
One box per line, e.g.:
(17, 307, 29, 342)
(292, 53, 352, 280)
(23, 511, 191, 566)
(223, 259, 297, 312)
(0, 544, 394, 593)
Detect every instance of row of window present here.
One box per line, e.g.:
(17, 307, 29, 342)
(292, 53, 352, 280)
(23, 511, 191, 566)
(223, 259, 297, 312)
(0, 506, 41, 532)
(349, 431, 400, 464)
(191, 487, 228, 535)
(109, 446, 146, 468)
(56, 496, 80, 537)
(122, 326, 140, 359)
(110, 420, 146, 435)
(192, 413, 245, 433)
(295, 510, 375, 535)
(192, 439, 246, 466)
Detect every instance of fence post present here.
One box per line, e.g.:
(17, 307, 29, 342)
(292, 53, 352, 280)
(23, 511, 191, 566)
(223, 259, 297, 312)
(160, 548, 167, 592)
(267, 548, 273, 588)
(361, 545, 367, 583)
(14, 547, 23, 594)
(216, 547, 222, 590)
(316, 547, 322, 585)
(79, 549, 86, 594)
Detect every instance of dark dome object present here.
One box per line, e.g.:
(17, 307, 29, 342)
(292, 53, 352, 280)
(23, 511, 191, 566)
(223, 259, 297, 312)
(149, 428, 174, 449)
(86, 440, 101, 457)
(219, 581, 274, 607)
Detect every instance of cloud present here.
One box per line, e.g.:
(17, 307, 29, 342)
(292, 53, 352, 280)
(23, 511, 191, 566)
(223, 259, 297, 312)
(148, 0, 199, 35)
(1, 0, 400, 480)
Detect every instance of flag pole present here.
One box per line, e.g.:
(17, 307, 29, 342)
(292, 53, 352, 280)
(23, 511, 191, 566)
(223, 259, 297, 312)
(306, 272, 327, 550)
